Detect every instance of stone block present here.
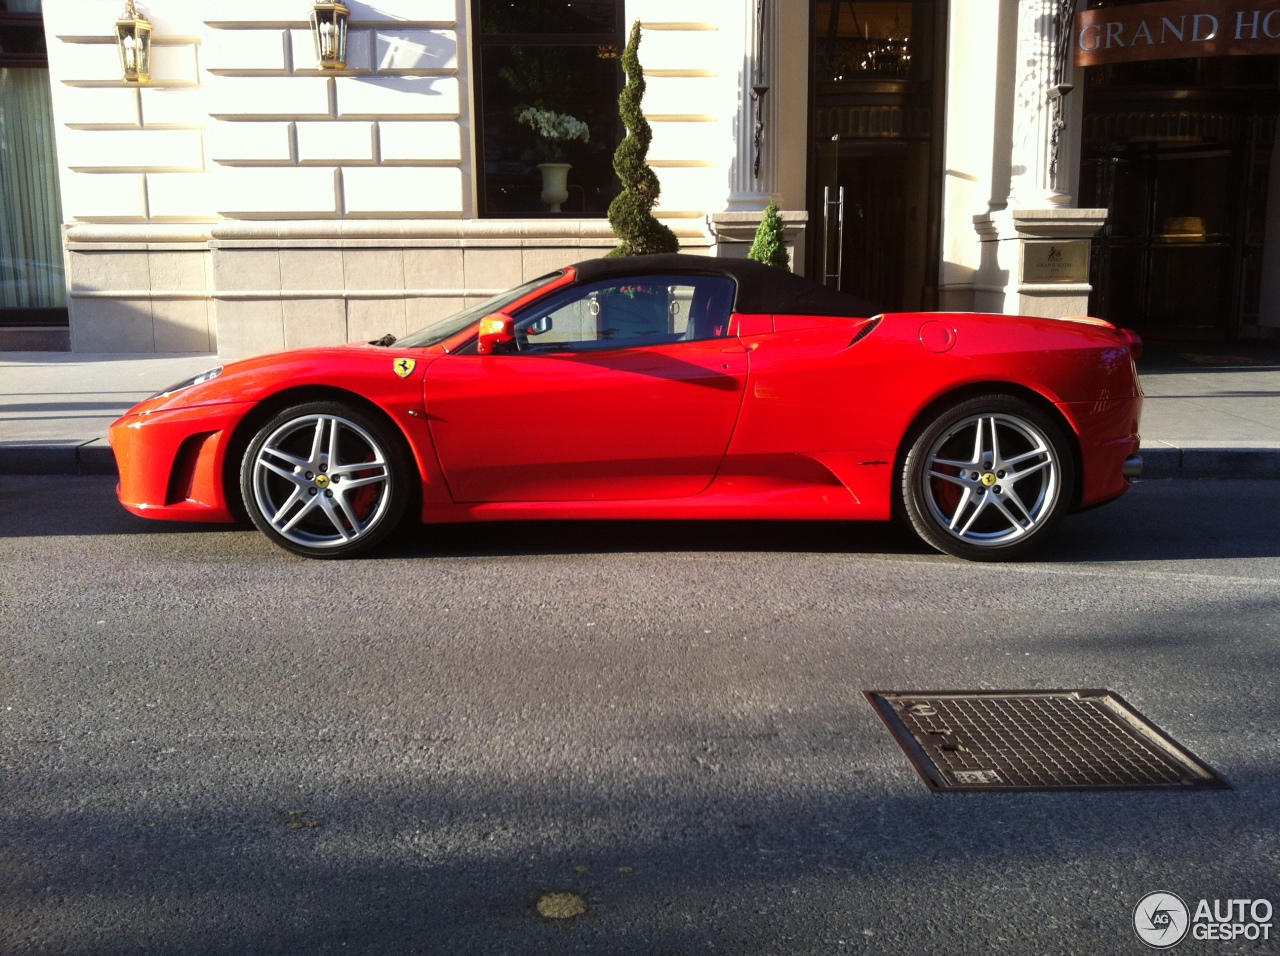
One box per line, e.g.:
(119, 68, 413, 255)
(69, 250, 150, 293)
(403, 248, 464, 290)
(636, 28, 721, 73)
(150, 44, 201, 86)
(280, 249, 344, 291)
(56, 85, 141, 127)
(214, 299, 285, 360)
(335, 75, 459, 118)
(63, 172, 148, 220)
(290, 28, 373, 74)
(55, 42, 124, 83)
(522, 247, 577, 281)
(208, 76, 332, 118)
(636, 1, 721, 24)
(211, 249, 281, 294)
(343, 249, 405, 291)
(347, 298, 407, 343)
(346, 0, 457, 23)
(214, 167, 339, 216)
(202, 1, 310, 27)
(208, 121, 295, 163)
(642, 75, 721, 117)
(378, 120, 461, 162)
(283, 298, 347, 348)
(296, 121, 376, 163)
(203, 28, 289, 72)
(147, 173, 218, 219)
(406, 296, 464, 331)
(648, 120, 724, 162)
(652, 165, 723, 214)
(62, 129, 205, 171)
(342, 166, 463, 215)
(462, 248, 522, 292)
(374, 29, 458, 73)
(147, 251, 210, 292)
(139, 88, 207, 128)
(71, 298, 155, 351)
(153, 299, 213, 352)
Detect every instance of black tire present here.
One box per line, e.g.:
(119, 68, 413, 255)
(240, 400, 411, 558)
(900, 394, 1075, 561)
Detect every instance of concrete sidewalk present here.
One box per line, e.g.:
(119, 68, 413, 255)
(2, 347, 1280, 478)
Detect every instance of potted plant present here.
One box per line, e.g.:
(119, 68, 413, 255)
(517, 107, 590, 212)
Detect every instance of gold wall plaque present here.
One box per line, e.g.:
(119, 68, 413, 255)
(1021, 240, 1091, 284)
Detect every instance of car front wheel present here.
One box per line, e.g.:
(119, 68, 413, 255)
(241, 401, 410, 558)
(901, 395, 1075, 561)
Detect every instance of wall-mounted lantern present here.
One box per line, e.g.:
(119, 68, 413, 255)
(115, 0, 152, 84)
(310, 1, 349, 70)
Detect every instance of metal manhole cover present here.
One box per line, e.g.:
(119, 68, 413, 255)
(864, 689, 1228, 792)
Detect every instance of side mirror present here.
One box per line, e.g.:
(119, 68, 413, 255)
(476, 312, 515, 355)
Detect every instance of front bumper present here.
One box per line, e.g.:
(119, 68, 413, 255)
(109, 401, 255, 522)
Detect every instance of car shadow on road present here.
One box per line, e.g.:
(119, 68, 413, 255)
(387, 518, 932, 560)
(4, 475, 1278, 565)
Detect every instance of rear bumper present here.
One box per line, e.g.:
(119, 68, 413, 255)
(1056, 394, 1144, 508)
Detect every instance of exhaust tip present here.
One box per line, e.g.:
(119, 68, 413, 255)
(1123, 454, 1143, 480)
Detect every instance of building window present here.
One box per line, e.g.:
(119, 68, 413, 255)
(0, 0, 67, 328)
(472, 0, 624, 217)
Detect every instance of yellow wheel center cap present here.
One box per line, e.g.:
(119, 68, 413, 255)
(981, 472, 997, 487)
(315, 474, 330, 489)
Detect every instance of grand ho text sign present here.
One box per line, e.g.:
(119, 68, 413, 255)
(1075, 0, 1280, 66)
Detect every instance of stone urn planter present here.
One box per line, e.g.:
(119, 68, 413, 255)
(536, 162, 571, 213)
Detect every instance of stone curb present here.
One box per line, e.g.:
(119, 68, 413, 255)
(0, 440, 117, 476)
(1138, 446, 1280, 480)
(4, 441, 1280, 480)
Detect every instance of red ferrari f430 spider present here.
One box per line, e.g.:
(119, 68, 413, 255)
(110, 254, 1143, 560)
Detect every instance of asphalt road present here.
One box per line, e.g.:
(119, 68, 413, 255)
(2, 476, 1278, 956)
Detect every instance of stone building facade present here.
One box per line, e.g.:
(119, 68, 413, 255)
(4, 0, 1277, 356)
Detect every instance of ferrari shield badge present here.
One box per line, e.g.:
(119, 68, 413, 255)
(393, 357, 416, 378)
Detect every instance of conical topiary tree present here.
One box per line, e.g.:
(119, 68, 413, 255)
(606, 20, 679, 258)
(748, 200, 790, 269)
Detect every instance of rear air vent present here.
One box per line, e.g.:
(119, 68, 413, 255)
(849, 316, 882, 347)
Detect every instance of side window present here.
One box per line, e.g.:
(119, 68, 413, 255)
(514, 274, 735, 352)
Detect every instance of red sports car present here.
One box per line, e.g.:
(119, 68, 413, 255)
(110, 253, 1143, 561)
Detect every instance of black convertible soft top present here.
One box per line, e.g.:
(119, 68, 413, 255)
(570, 253, 882, 318)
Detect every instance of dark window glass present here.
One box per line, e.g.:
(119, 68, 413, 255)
(814, 1, 933, 83)
(478, 0, 619, 36)
(472, 0, 623, 217)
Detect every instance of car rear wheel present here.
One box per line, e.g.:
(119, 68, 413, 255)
(241, 401, 410, 558)
(901, 395, 1074, 561)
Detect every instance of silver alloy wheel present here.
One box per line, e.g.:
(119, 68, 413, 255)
(920, 411, 1061, 547)
(250, 412, 393, 550)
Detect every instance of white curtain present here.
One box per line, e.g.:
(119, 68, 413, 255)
(1, 0, 66, 310)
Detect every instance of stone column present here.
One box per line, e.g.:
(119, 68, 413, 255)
(711, 0, 808, 268)
(972, 0, 1105, 318)
(725, 0, 778, 210)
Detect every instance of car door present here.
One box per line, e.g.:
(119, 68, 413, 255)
(423, 274, 747, 502)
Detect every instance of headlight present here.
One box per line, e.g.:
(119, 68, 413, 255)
(151, 365, 223, 399)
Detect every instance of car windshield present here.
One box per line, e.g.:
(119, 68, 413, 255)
(395, 271, 566, 348)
